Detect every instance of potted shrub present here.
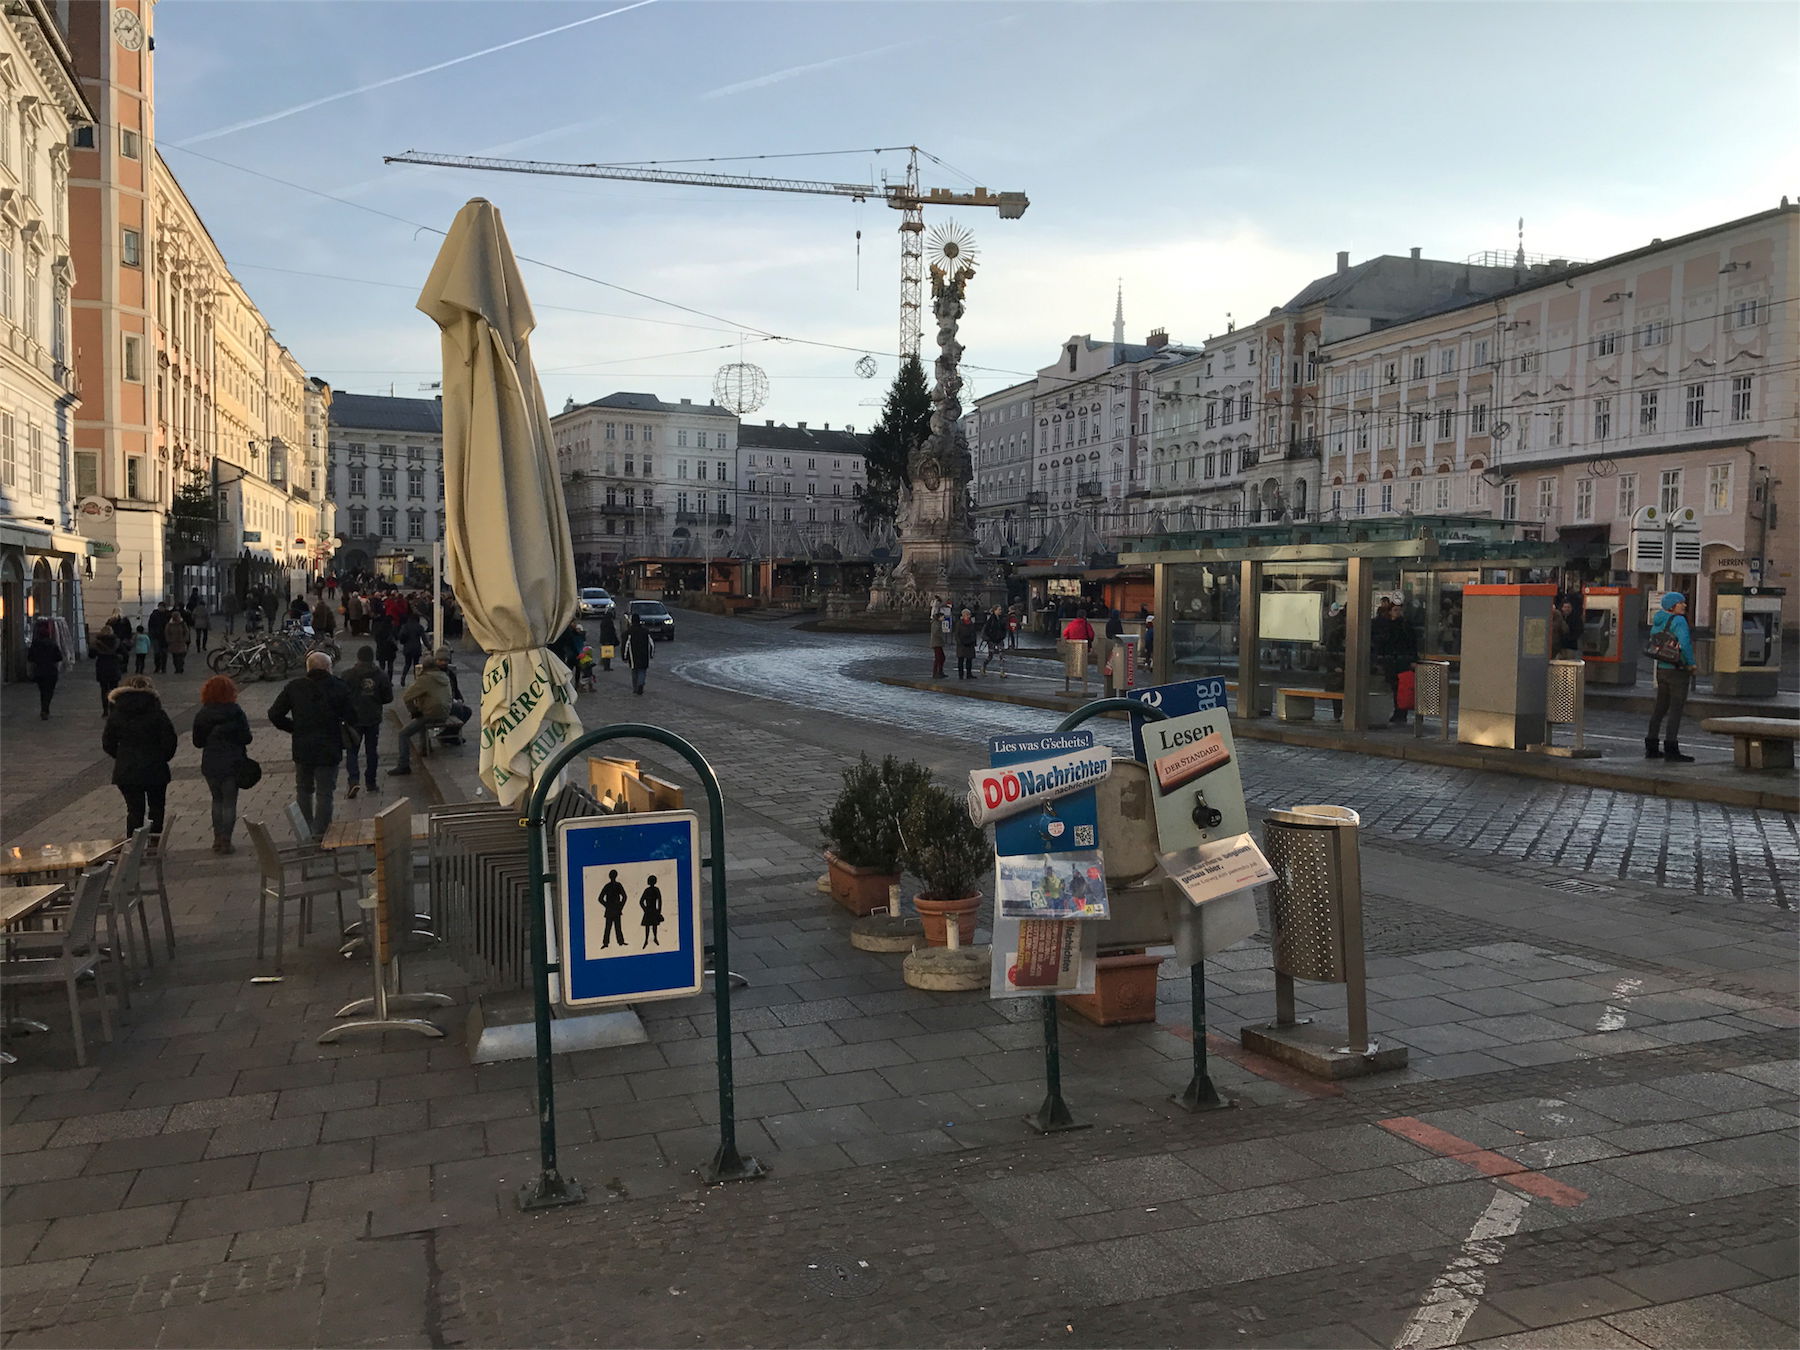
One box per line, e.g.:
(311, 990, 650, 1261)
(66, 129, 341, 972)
(821, 755, 933, 916)
(899, 782, 990, 946)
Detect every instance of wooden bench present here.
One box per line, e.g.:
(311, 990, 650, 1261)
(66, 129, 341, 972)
(1700, 717, 1798, 772)
(1275, 687, 1345, 722)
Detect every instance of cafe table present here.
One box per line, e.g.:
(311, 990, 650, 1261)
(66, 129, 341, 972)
(1, 882, 70, 1057)
(0, 838, 124, 885)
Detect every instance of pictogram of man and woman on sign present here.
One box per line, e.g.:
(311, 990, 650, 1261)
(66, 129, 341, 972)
(596, 868, 664, 949)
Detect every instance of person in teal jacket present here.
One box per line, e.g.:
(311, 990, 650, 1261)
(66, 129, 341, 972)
(1646, 591, 1695, 763)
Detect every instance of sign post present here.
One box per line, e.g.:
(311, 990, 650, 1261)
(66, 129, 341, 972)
(521, 724, 763, 1212)
(1628, 504, 1700, 593)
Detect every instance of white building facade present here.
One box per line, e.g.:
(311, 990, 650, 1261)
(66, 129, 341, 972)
(0, 0, 90, 677)
(326, 391, 445, 578)
(734, 420, 867, 554)
(969, 377, 1034, 553)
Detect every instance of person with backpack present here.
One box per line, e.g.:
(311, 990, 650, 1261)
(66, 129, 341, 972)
(1645, 591, 1696, 763)
(342, 645, 394, 797)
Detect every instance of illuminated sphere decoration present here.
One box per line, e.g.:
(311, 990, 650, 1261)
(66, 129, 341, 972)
(713, 362, 769, 415)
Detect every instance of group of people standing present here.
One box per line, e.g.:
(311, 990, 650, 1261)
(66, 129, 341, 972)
(928, 600, 1019, 680)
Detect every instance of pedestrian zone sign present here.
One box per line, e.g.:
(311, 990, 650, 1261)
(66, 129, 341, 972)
(555, 810, 702, 1010)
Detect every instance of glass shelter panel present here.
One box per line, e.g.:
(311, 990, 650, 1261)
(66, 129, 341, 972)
(1255, 562, 1348, 699)
(1167, 562, 1240, 680)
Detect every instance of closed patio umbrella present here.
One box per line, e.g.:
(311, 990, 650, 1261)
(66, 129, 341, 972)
(417, 198, 580, 806)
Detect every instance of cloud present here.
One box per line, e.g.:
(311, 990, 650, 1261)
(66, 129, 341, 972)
(175, 0, 659, 146)
(700, 35, 925, 100)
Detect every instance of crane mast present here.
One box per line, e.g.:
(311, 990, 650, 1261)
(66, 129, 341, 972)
(384, 146, 1027, 361)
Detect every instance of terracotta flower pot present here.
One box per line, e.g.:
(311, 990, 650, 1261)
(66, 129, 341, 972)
(912, 892, 980, 947)
(1064, 950, 1163, 1026)
(824, 851, 899, 917)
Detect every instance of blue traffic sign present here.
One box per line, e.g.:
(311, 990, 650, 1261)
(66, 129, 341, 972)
(555, 811, 702, 1009)
(1125, 677, 1230, 762)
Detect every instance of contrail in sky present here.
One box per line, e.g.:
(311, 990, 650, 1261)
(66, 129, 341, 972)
(175, 0, 659, 147)
(701, 36, 925, 100)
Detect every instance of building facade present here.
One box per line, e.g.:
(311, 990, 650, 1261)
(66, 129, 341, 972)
(552, 392, 739, 578)
(734, 419, 868, 557)
(1321, 203, 1799, 624)
(969, 377, 1034, 553)
(0, 0, 90, 678)
(326, 391, 445, 578)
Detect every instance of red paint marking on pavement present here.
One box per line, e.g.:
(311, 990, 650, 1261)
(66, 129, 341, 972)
(1380, 1115, 1589, 1208)
(1160, 1022, 1344, 1098)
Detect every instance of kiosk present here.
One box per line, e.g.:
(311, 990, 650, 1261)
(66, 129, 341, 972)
(1712, 585, 1784, 698)
(1578, 586, 1641, 686)
(1457, 583, 1555, 750)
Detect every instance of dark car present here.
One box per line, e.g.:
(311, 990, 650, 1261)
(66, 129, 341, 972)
(627, 599, 675, 641)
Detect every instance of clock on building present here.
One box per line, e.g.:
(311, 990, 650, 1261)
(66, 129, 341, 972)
(112, 7, 144, 51)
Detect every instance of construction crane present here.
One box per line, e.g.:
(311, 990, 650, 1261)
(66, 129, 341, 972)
(383, 146, 1028, 362)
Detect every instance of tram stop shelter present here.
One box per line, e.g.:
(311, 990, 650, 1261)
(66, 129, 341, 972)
(1123, 515, 1567, 733)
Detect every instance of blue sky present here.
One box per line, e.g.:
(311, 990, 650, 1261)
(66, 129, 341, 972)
(154, 0, 1799, 429)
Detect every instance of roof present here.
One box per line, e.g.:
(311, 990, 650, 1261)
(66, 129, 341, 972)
(1279, 254, 1524, 319)
(560, 392, 736, 419)
(737, 422, 869, 455)
(328, 392, 444, 434)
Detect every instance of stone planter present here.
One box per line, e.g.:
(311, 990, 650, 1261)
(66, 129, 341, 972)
(912, 892, 980, 947)
(824, 851, 899, 917)
(1064, 950, 1163, 1026)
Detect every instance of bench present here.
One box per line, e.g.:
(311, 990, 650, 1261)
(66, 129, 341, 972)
(1700, 717, 1798, 772)
(1275, 688, 1345, 722)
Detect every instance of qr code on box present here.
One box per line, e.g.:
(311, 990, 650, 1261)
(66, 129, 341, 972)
(1074, 824, 1096, 847)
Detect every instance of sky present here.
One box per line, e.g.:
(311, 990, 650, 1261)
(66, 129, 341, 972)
(152, 0, 1800, 432)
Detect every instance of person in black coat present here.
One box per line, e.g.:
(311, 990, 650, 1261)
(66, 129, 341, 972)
(193, 675, 253, 853)
(26, 620, 62, 719)
(371, 612, 398, 680)
(1371, 598, 1419, 725)
(92, 631, 124, 717)
(397, 616, 426, 684)
(952, 608, 979, 679)
(269, 652, 355, 839)
(623, 617, 654, 696)
(340, 646, 394, 796)
(102, 676, 178, 836)
(596, 611, 619, 671)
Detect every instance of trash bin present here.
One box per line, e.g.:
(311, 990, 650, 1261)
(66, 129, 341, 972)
(1106, 635, 1139, 696)
(1530, 658, 1599, 758)
(1261, 804, 1371, 1052)
(1412, 660, 1452, 740)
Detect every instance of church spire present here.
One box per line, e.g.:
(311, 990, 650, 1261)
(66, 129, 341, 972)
(1112, 279, 1125, 345)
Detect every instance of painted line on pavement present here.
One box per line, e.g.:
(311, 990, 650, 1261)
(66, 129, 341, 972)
(1160, 1022, 1345, 1098)
(1391, 1187, 1532, 1350)
(1379, 1115, 1589, 1207)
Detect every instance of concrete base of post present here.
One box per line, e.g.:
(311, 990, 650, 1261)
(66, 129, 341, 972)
(902, 944, 989, 990)
(850, 912, 926, 952)
(1240, 1020, 1408, 1079)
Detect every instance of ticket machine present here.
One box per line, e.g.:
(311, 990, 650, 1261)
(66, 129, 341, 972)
(1713, 585, 1784, 698)
(1578, 586, 1641, 686)
(1457, 584, 1555, 749)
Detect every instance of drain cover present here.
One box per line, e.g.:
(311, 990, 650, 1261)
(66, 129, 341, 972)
(802, 1255, 883, 1299)
(1556, 880, 1615, 894)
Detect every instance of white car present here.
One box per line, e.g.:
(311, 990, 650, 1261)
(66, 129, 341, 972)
(578, 587, 614, 618)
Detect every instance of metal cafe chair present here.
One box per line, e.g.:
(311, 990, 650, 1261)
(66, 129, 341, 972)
(246, 820, 356, 971)
(1, 866, 118, 1066)
(136, 811, 180, 959)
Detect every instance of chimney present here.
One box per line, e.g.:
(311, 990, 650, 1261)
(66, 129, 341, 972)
(1336, 251, 1349, 273)
(797, 422, 807, 430)
(1410, 247, 1421, 261)
(1146, 328, 1169, 349)
(822, 422, 830, 430)
(765, 420, 774, 427)
(680, 397, 691, 405)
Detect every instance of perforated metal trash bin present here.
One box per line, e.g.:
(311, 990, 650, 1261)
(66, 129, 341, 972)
(1262, 804, 1372, 1052)
(1412, 660, 1452, 740)
(1530, 658, 1599, 758)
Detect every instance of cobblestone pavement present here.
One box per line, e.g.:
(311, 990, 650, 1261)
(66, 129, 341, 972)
(0, 609, 1794, 1348)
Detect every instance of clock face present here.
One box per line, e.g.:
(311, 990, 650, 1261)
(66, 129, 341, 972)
(112, 8, 144, 51)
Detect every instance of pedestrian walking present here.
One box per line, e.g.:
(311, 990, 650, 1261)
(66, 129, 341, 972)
(221, 589, 239, 637)
(147, 599, 172, 673)
(26, 620, 63, 719)
(132, 624, 151, 674)
(1371, 598, 1418, 725)
(93, 630, 123, 716)
(268, 651, 355, 839)
(388, 653, 452, 776)
(107, 609, 132, 647)
(164, 610, 190, 675)
(981, 605, 1009, 677)
(192, 676, 253, 853)
(371, 611, 398, 680)
(597, 611, 619, 671)
(312, 598, 337, 640)
(928, 600, 947, 679)
(344, 589, 367, 636)
(342, 645, 393, 797)
(103, 675, 177, 837)
(397, 615, 425, 685)
(1645, 591, 1696, 763)
(953, 607, 979, 680)
(190, 597, 211, 653)
(624, 615, 654, 695)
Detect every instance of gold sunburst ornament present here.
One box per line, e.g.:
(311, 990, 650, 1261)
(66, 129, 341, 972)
(926, 221, 978, 281)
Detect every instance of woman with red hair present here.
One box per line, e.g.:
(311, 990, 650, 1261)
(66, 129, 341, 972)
(192, 675, 254, 853)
